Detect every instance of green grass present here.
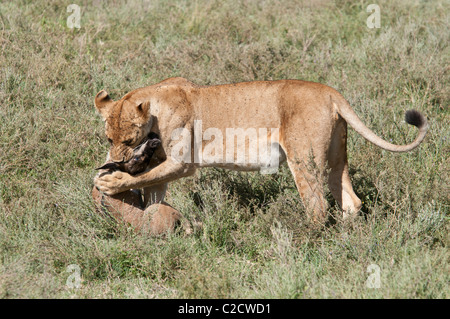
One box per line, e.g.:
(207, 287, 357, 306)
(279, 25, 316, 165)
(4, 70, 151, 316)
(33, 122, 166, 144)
(0, 0, 448, 298)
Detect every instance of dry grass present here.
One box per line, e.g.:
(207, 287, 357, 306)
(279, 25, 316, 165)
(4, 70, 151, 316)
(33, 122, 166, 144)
(0, 0, 448, 298)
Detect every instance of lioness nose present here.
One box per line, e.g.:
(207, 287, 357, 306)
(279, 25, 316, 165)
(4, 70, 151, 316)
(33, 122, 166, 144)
(110, 145, 133, 163)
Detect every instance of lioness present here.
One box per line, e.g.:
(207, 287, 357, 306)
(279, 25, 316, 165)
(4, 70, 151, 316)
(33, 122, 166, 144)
(94, 77, 427, 223)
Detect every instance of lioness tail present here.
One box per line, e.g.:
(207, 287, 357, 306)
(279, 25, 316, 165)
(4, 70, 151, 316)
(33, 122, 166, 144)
(333, 97, 428, 152)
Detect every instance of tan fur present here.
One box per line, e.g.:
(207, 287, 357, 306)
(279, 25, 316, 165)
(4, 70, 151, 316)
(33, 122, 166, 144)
(94, 77, 427, 223)
(92, 183, 186, 236)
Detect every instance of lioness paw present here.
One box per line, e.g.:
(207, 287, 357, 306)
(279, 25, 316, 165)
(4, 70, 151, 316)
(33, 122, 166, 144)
(94, 171, 132, 195)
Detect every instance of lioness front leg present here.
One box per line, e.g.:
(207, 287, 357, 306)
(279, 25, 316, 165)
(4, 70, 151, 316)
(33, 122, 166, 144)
(94, 159, 196, 196)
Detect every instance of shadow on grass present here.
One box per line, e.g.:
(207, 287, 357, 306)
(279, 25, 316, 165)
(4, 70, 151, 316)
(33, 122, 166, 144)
(187, 166, 394, 238)
(190, 167, 297, 214)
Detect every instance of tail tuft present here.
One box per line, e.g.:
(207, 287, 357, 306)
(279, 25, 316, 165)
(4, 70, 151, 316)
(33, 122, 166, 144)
(405, 109, 426, 129)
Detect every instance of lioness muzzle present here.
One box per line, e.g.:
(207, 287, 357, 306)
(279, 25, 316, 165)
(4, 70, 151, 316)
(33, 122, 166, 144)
(96, 132, 161, 175)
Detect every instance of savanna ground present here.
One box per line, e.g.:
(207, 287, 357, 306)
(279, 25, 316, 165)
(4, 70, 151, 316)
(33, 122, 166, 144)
(0, 0, 448, 299)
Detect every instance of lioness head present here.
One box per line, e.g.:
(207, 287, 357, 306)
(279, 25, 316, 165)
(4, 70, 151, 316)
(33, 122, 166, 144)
(95, 89, 153, 162)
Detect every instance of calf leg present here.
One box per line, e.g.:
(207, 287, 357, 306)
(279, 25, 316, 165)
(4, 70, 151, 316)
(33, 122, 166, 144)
(92, 186, 183, 236)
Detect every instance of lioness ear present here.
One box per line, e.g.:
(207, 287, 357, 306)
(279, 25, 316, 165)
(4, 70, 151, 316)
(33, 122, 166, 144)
(95, 90, 114, 120)
(136, 100, 151, 119)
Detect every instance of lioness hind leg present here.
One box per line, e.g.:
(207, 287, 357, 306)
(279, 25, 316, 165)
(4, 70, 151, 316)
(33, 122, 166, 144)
(142, 201, 186, 236)
(286, 159, 329, 224)
(327, 121, 362, 219)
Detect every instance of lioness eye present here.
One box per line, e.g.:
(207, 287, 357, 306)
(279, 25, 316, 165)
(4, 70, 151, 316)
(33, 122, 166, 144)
(107, 138, 113, 144)
(123, 139, 133, 146)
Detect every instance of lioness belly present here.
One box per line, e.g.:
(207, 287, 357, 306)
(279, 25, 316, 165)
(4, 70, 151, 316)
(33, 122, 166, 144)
(197, 131, 286, 173)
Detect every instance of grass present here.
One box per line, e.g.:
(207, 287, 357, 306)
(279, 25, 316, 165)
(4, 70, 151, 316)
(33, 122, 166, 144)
(0, 0, 448, 298)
